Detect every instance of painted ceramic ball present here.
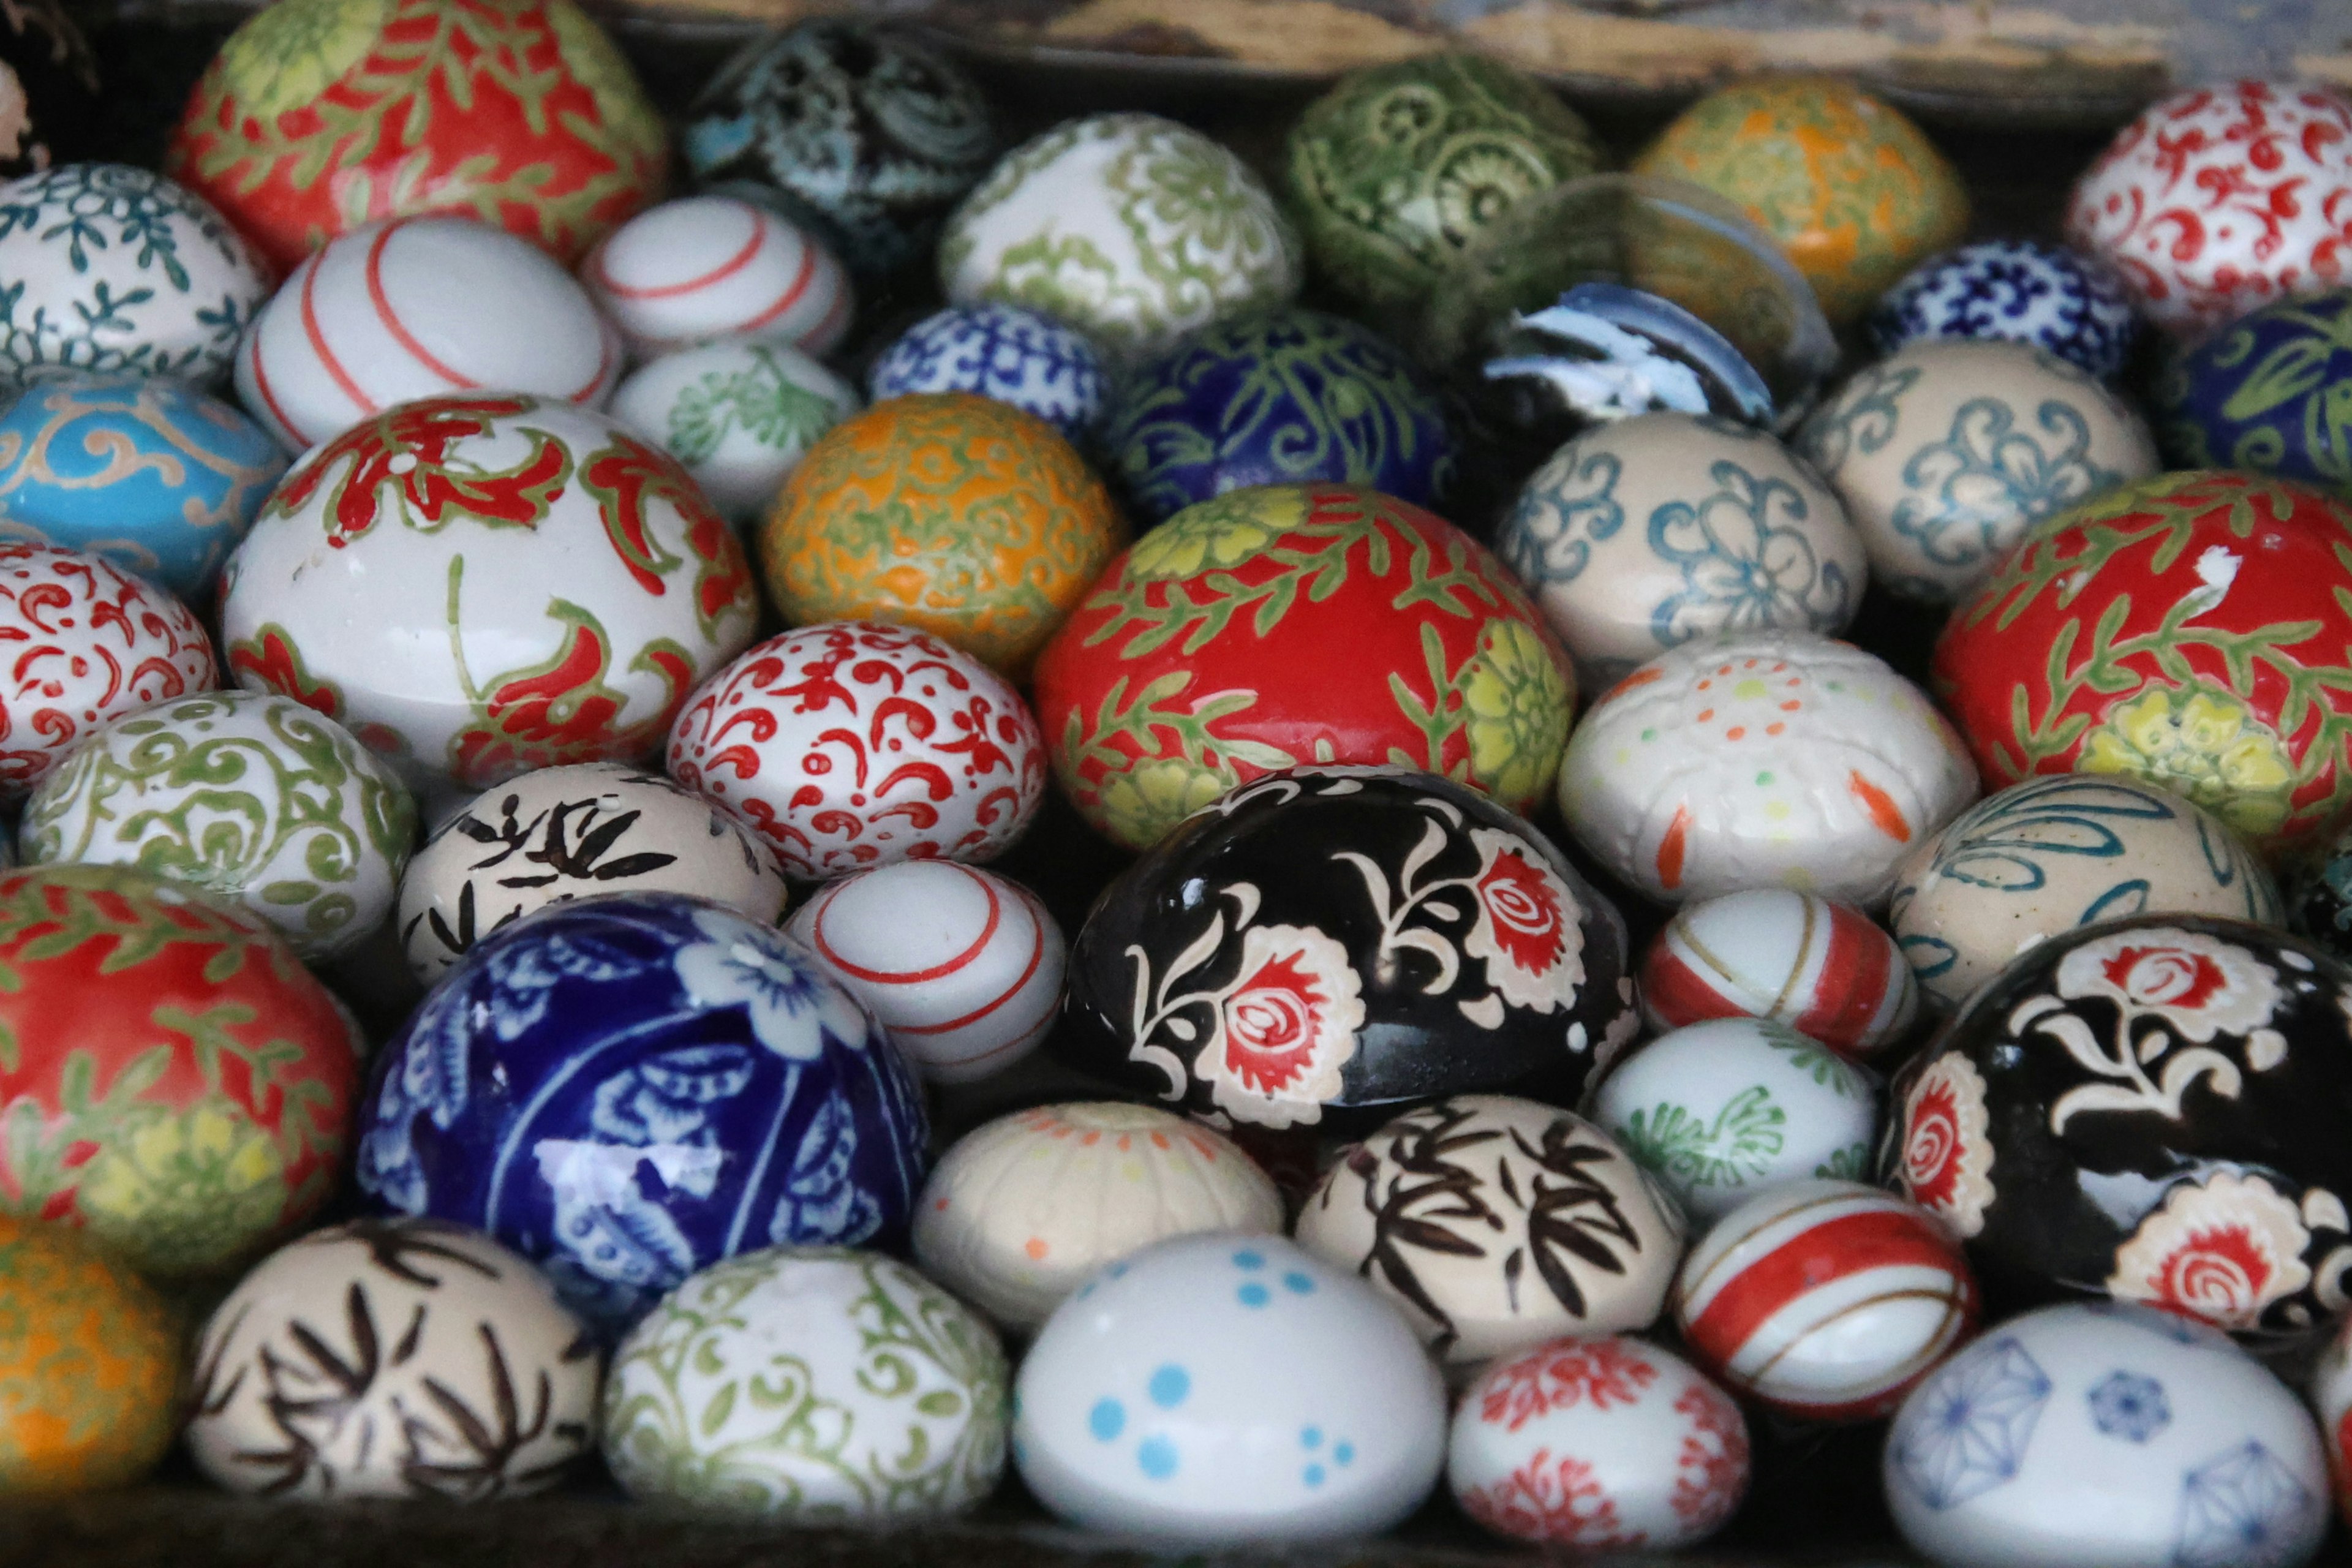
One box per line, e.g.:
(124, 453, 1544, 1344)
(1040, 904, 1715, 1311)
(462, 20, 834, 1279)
(2067, 80, 2352, 337)
(1932, 470, 2352, 861)
(1869, 238, 2139, 380)
(2312, 1308, 2352, 1526)
(1035, 486, 1574, 853)
(1559, 630, 1980, 908)
(758, 392, 1123, 677)
(353, 892, 929, 1333)
(609, 341, 859, 522)
(1103, 308, 1457, 526)
(219, 393, 760, 796)
(0, 0, 98, 183)
(166, 0, 667, 271)
(1633, 77, 1969, 326)
(940, 113, 1301, 365)
(1889, 914, 2352, 1337)
(0, 864, 360, 1277)
(0, 164, 265, 393)
(399, 761, 788, 985)
(1798, 340, 2157, 605)
(186, 1218, 599, 1500)
(21, 690, 416, 960)
(1893, 775, 2283, 1014)
(579, 196, 852, 362)
(2290, 813, 2352, 965)
(1638, 888, 1917, 1058)
(867, 304, 1106, 441)
(1283, 53, 1604, 315)
(0, 1215, 180, 1494)
(911, 1102, 1284, 1333)
(1496, 412, 1866, 694)
(666, 620, 1046, 880)
(682, 20, 997, 278)
(1060, 768, 1637, 1136)
(1476, 282, 1779, 434)
(2157, 286, 2352, 498)
(0, 374, 284, 599)
(0, 541, 216, 793)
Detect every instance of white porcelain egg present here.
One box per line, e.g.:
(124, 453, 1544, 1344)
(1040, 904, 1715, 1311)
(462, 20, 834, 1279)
(582, 195, 852, 360)
(609, 340, 859, 520)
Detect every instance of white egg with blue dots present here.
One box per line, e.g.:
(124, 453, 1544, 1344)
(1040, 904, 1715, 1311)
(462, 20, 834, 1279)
(1012, 1232, 1447, 1545)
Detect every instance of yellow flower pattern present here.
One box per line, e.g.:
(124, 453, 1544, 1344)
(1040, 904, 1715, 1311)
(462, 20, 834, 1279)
(1459, 619, 1574, 808)
(76, 1104, 291, 1278)
(1093, 756, 1235, 849)
(1122, 489, 1303, 582)
(2078, 686, 2296, 839)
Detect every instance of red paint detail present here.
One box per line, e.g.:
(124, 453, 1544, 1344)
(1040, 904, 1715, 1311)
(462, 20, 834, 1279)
(595, 208, 765, 299)
(367, 221, 475, 387)
(1793, 902, 1898, 1049)
(1849, 771, 1912, 841)
(814, 864, 1001, 986)
(1686, 1207, 1967, 1367)
(1657, 804, 1692, 891)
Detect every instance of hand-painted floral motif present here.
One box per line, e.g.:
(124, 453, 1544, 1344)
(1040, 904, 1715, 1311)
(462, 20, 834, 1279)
(2106, 1171, 2313, 1332)
(1900, 1054, 1996, 1238)
(867, 304, 1104, 439)
(2158, 287, 2352, 500)
(2079, 686, 2296, 841)
(1459, 1449, 1641, 1549)
(1871, 238, 2139, 379)
(1670, 1382, 1748, 1532)
(1191, 923, 1364, 1126)
(1648, 457, 1853, 647)
(1479, 1338, 1659, 1431)
(0, 1215, 181, 1491)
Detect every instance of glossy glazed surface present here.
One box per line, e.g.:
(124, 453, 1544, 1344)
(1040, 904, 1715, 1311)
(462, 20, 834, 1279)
(579, 196, 851, 361)
(2157, 286, 2352, 497)
(1638, 888, 1916, 1057)
(609, 341, 858, 522)
(867, 304, 1104, 441)
(0, 1214, 179, 1494)
(1869, 239, 2138, 379)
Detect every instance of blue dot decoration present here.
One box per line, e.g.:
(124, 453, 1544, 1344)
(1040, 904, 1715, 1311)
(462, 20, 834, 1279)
(1233, 1250, 1265, 1270)
(1090, 1398, 1125, 1441)
(1283, 1272, 1316, 1295)
(1335, 1442, 1355, 1466)
(1138, 1436, 1179, 1480)
(1303, 1464, 1326, 1488)
(1238, 1282, 1271, 1308)
(1148, 1365, 1190, 1408)
(1301, 1427, 1322, 1449)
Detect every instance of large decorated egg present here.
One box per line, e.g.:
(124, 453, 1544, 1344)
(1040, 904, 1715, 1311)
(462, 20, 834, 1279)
(867, 304, 1106, 441)
(579, 197, 851, 361)
(2157, 286, 2352, 496)
(1638, 888, 1917, 1058)
(609, 340, 858, 522)
(1932, 470, 2352, 860)
(220, 393, 759, 796)
(1060, 768, 1637, 1135)
(165, 0, 667, 270)
(0, 0, 97, 183)
(1870, 238, 2139, 379)
(1035, 486, 1574, 853)
(0, 1215, 180, 1494)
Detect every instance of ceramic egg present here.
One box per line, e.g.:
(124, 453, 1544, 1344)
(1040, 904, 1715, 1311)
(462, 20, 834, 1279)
(1060, 769, 1637, 1135)
(1559, 630, 1979, 908)
(1035, 486, 1573, 852)
(1870, 238, 2139, 379)
(1889, 914, 2352, 1338)
(166, 0, 666, 271)
(1933, 470, 2352, 861)
(609, 340, 859, 521)
(21, 690, 415, 960)
(1633, 77, 1969, 325)
(186, 1218, 600, 1500)
(0, 541, 216, 793)
(220, 393, 758, 798)
(2293, 814, 2352, 962)
(682, 20, 997, 278)
(1496, 412, 1866, 693)
(2067, 79, 2352, 337)
(1887, 1302, 2330, 1568)
(1891, 775, 2283, 1014)
(581, 196, 851, 361)
(786, 861, 1061, 1083)
(758, 393, 1123, 677)
(1800, 341, 2157, 604)
(0, 863, 360, 1277)
(605, 1246, 1007, 1520)
(1283, 53, 1604, 315)
(2309, 1309, 2352, 1525)
(1013, 1232, 1446, 1544)
(940, 113, 1300, 365)
(0, 1214, 179, 1494)
(1297, 1096, 1682, 1366)
(0, 163, 265, 393)
(353, 892, 929, 1332)
(1639, 888, 1916, 1057)
(2158, 285, 2352, 496)
(1477, 282, 1779, 432)
(911, 1102, 1284, 1334)
(0, 0, 97, 183)
(867, 304, 1106, 441)
(666, 620, 1046, 880)
(1449, 1336, 1748, 1551)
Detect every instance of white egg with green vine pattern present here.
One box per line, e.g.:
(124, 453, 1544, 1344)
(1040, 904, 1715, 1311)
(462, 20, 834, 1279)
(609, 341, 860, 521)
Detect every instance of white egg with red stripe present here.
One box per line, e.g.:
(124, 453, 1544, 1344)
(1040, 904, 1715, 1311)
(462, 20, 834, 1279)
(583, 196, 853, 361)
(234, 216, 621, 453)
(1640, 888, 1916, 1058)
(787, 859, 1063, 1084)
(1672, 1179, 1978, 1423)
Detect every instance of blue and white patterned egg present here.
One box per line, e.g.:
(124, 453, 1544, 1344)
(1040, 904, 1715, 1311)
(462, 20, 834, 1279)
(1870, 239, 2138, 380)
(867, 303, 1105, 439)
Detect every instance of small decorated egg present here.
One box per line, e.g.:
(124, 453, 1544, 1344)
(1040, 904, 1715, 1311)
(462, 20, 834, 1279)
(0, 0, 97, 183)
(867, 303, 1106, 440)
(0, 1215, 179, 1494)
(581, 196, 850, 361)
(2293, 815, 2352, 961)
(1036, 486, 1573, 852)
(1297, 1096, 1682, 1366)
(940, 113, 1300, 364)
(1496, 412, 1866, 693)
(2158, 285, 2352, 496)
(667, 620, 1046, 880)
(1477, 283, 1778, 432)
(609, 340, 859, 521)
(1870, 238, 2139, 379)
(186, 1218, 599, 1500)
(2310, 1310, 2352, 1525)
(1013, 1233, 1446, 1544)
(911, 1102, 1284, 1333)
(1639, 888, 1916, 1057)
(0, 164, 265, 393)
(1800, 341, 2156, 604)
(1891, 775, 2283, 1013)
(1887, 1302, 2330, 1568)
(1560, 630, 1979, 908)
(605, 1246, 1006, 1520)
(1449, 1336, 1748, 1551)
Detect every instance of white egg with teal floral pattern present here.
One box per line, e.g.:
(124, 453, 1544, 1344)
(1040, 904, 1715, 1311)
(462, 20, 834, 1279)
(609, 341, 859, 521)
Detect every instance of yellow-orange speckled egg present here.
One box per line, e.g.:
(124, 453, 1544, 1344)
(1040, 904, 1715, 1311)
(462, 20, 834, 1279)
(758, 392, 1125, 677)
(0, 1216, 180, 1493)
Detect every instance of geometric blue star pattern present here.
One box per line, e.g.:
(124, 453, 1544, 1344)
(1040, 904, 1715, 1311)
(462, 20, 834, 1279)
(2086, 1370, 2170, 1444)
(2173, 1440, 2318, 1568)
(1890, 1337, 2054, 1512)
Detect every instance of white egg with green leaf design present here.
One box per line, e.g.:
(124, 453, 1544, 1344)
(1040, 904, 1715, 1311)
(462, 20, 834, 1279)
(609, 341, 859, 521)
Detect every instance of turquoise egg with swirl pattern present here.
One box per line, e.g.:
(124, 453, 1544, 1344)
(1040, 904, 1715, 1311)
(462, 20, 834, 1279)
(2156, 286, 2352, 500)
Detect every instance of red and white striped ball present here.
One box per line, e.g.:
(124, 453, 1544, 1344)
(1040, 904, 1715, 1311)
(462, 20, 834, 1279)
(1672, 1180, 1977, 1423)
(786, 860, 1065, 1084)
(235, 216, 621, 453)
(1639, 888, 1915, 1058)
(582, 196, 853, 360)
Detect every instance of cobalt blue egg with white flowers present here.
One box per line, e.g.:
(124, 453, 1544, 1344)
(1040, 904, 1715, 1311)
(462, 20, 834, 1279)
(353, 892, 929, 1335)
(2156, 285, 2352, 499)
(1871, 239, 2138, 380)
(868, 303, 1105, 439)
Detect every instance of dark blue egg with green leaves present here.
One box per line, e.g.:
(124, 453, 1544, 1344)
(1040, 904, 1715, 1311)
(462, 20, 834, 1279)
(2157, 286, 2352, 498)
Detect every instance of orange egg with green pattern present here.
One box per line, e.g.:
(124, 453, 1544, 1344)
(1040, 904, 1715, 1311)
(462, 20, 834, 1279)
(0, 1216, 180, 1494)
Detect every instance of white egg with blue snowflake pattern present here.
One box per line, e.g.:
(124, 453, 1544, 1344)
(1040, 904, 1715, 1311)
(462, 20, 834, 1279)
(610, 341, 859, 521)
(1871, 239, 2138, 380)
(869, 303, 1105, 440)
(1885, 1301, 2328, 1568)
(1013, 1232, 1445, 1545)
